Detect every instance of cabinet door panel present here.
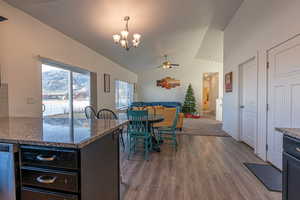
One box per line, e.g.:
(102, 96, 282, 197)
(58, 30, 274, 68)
(283, 152, 300, 200)
(80, 131, 120, 200)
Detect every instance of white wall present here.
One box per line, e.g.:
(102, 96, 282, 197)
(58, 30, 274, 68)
(223, 0, 300, 160)
(137, 59, 223, 112)
(0, 1, 137, 117)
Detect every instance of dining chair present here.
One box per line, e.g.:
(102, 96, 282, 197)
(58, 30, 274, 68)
(127, 110, 152, 160)
(142, 106, 157, 116)
(97, 109, 125, 150)
(84, 106, 97, 119)
(156, 107, 179, 151)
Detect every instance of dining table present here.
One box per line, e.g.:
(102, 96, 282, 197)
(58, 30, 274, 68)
(118, 112, 164, 152)
(118, 112, 164, 123)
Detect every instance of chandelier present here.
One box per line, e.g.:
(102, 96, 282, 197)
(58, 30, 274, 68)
(112, 16, 141, 51)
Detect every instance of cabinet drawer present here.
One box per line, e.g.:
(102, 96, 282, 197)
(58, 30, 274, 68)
(21, 145, 78, 170)
(22, 187, 78, 200)
(22, 167, 78, 193)
(283, 135, 300, 160)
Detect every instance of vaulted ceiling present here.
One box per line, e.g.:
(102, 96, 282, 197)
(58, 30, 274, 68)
(5, 0, 243, 72)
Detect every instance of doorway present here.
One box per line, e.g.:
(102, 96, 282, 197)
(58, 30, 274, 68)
(42, 64, 91, 118)
(239, 57, 258, 149)
(202, 72, 219, 118)
(267, 35, 300, 170)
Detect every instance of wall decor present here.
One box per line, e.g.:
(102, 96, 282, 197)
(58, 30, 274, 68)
(225, 72, 233, 93)
(104, 73, 110, 93)
(157, 77, 180, 89)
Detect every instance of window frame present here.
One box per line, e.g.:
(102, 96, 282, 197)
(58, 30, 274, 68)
(41, 57, 91, 118)
(115, 80, 134, 110)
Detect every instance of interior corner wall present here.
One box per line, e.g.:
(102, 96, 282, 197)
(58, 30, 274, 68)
(223, 0, 300, 160)
(136, 59, 223, 112)
(0, 1, 137, 117)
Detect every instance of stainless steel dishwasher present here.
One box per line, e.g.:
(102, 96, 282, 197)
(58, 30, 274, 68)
(0, 143, 18, 200)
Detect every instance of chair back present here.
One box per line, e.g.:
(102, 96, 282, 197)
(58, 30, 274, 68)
(171, 107, 179, 130)
(84, 106, 97, 119)
(97, 109, 118, 120)
(127, 110, 149, 136)
(142, 106, 156, 116)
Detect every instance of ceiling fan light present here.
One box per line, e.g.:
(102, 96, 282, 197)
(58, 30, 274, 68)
(120, 30, 129, 39)
(113, 34, 121, 43)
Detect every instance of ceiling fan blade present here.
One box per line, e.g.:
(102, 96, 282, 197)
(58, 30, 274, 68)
(171, 64, 180, 66)
(0, 16, 8, 22)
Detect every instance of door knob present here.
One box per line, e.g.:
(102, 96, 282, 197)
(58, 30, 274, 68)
(240, 105, 245, 109)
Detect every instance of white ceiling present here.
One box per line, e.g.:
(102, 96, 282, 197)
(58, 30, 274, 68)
(5, 0, 243, 72)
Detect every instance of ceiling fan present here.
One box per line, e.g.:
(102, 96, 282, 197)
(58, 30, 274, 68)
(0, 16, 8, 22)
(157, 55, 180, 69)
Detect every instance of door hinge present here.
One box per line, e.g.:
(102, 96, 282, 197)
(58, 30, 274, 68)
(267, 62, 270, 69)
(266, 104, 269, 111)
(266, 144, 269, 152)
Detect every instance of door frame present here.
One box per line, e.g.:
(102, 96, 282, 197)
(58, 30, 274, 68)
(238, 56, 258, 149)
(202, 72, 219, 116)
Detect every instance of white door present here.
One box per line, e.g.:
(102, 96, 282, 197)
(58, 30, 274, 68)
(267, 35, 300, 170)
(239, 58, 257, 148)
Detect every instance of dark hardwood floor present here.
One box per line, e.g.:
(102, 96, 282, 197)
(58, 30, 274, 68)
(120, 135, 282, 200)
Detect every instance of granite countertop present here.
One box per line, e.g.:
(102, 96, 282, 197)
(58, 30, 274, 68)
(276, 128, 300, 140)
(0, 117, 128, 149)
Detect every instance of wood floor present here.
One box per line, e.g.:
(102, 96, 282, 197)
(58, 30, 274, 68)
(120, 135, 282, 200)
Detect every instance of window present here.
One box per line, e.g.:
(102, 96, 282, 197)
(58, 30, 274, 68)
(115, 80, 134, 110)
(42, 62, 91, 118)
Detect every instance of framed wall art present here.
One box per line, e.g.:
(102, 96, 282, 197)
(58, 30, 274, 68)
(225, 72, 233, 93)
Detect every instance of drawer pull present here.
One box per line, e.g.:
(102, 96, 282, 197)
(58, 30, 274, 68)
(36, 175, 57, 184)
(36, 154, 56, 161)
(296, 147, 300, 152)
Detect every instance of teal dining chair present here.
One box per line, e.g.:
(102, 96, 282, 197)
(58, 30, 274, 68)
(127, 110, 152, 160)
(156, 107, 179, 151)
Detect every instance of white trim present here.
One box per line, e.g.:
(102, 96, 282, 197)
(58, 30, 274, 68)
(38, 55, 91, 75)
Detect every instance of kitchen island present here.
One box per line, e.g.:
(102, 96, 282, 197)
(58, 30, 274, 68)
(276, 128, 300, 200)
(0, 117, 127, 200)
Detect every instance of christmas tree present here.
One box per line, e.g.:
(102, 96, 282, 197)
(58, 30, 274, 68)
(182, 84, 196, 114)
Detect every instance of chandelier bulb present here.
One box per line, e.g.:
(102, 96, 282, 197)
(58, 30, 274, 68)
(113, 34, 121, 43)
(133, 33, 141, 41)
(120, 30, 129, 39)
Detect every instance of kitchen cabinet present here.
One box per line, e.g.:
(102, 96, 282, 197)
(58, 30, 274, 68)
(283, 135, 300, 200)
